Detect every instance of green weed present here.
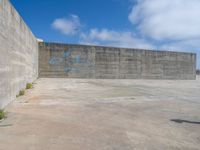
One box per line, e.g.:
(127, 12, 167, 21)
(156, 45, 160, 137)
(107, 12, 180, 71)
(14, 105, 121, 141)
(26, 83, 33, 89)
(0, 109, 6, 120)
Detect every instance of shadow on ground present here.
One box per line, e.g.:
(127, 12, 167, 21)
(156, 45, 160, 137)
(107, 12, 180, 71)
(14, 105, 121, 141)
(171, 119, 200, 124)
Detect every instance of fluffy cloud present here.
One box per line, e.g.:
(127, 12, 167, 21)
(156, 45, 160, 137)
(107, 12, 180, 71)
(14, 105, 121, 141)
(80, 28, 154, 49)
(129, 0, 200, 41)
(128, 0, 200, 68)
(52, 15, 81, 35)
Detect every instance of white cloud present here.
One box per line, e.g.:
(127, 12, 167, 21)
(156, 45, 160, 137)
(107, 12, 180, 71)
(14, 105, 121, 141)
(129, 0, 200, 41)
(80, 28, 154, 49)
(128, 0, 200, 68)
(52, 15, 81, 35)
(159, 39, 200, 52)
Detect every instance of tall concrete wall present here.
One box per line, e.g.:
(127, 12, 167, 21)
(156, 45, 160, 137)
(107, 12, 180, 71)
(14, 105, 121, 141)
(0, 0, 38, 108)
(39, 42, 196, 80)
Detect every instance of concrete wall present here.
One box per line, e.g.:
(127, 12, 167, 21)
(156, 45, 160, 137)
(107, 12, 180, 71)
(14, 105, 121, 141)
(0, 0, 38, 108)
(197, 70, 200, 75)
(39, 42, 196, 80)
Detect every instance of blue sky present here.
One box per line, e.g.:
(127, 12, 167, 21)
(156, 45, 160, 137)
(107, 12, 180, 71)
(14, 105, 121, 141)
(10, 0, 132, 43)
(10, 0, 200, 68)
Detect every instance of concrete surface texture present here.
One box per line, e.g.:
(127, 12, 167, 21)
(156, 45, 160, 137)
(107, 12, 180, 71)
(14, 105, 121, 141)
(39, 42, 196, 80)
(0, 77, 200, 150)
(0, 0, 38, 108)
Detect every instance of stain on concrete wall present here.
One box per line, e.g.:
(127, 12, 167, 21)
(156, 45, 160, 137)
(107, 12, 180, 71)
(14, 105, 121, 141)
(0, 0, 38, 108)
(39, 42, 196, 80)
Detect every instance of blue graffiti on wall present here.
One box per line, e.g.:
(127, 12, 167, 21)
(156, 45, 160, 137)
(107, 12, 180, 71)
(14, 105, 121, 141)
(49, 57, 64, 65)
(75, 55, 81, 63)
(49, 57, 57, 65)
(63, 50, 71, 58)
(48, 49, 93, 73)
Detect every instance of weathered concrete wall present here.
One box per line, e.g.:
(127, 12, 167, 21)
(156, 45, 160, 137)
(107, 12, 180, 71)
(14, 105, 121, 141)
(39, 42, 196, 80)
(0, 0, 38, 108)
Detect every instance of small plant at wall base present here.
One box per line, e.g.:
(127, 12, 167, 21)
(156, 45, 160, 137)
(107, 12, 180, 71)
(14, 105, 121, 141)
(0, 109, 6, 120)
(19, 89, 25, 96)
(26, 83, 33, 89)
(16, 89, 25, 98)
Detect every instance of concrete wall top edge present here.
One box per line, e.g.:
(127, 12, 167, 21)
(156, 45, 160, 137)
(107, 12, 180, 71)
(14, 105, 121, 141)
(38, 42, 196, 56)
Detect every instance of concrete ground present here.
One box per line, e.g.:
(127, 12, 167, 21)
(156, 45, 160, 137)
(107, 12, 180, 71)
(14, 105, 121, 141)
(0, 77, 200, 150)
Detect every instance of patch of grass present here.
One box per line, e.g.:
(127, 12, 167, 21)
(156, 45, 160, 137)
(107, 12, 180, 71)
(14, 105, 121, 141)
(19, 89, 25, 96)
(0, 109, 6, 120)
(26, 83, 33, 89)
(18, 89, 25, 96)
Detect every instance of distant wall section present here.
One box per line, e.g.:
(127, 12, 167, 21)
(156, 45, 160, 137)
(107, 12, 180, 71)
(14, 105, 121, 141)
(39, 42, 196, 80)
(0, 0, 38, 108)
